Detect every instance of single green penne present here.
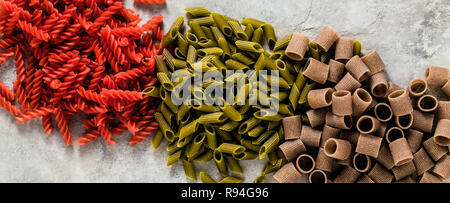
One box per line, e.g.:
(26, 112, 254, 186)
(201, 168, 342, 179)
(262, 24, 277, 50)
(178, 119, 199, 139)
(279, 104, 294, 116)
(278, 91, 289, 102)
(285, 61, 296, 74)
(259, 132, 280, 159)
(244, 24, 254, 40)
(238, 117, 262, 134)
(155, 55, 171, 76)
(308, 42, 321, 61)
(155, 112, 176, 142)
(186, 45, 197, 68)
(211, 56, 228, 73)
(289, 72, 306, 110)
(225, 59, 250, 70)
(267, 121, 280, 131)
(218, 121, 240, 132)
(228, 20, 248, 41)
(142, 86, 160, 98)
(217, 38, 232, 60)
(216, 129, 234, 141)
(266, 75, 290, 89)
(217, 143, 246, 155)
(232, 53, 255, 65)
(198, 39, 218, 48)
(197, 47, 224, 57)
(201, 26, 216, 42)
(270, 50, 286, 61)
(235, 40, 264, 53)
(188, 20, 207, 41)
(163, 48, 176, 71)
(161, 26, 179, 48)
(166, 150, 182, 166)
(177, 133, 194, 148)
(204, 125, 217, 149)
(187, 145, 206, 162)
(198, 112, 227, 124)
(174, 48, 186, 60)
(160, 89, 179, 113)
(185, 7, 211, 18)
(240, 139, 260, 152)
(171, 15, 185, 31)
(195, 150, 214, 162)
(186, 133, 206, 159)
(273, 33, 293, 52)
(251, 27, 264, 45)
(152, 130, 164, 150)
(293, 63, 302, 73)
(234, 151, 259, 160)
(268, 150, 278, 165)
(223, 15, 240, 23)
(219, 105, 242, 122)
(241, 17, 265, 28)
(301, 114, 310, 124)
(263, 54, 277, 71)
(199, 171, 217, 183)
(189, 16, 215, 26)
(219, 176, 244, 183)
(210, 26, 225, 40)
(247, 125, 265, 138)
(160, 103, 176, 126)
(211, 13, 233, 37)
(354, 40, 362, 56)
(224, 155, 244, 174)
(253, 175, 265, 183)
(254, 110, 283, 122)
(277, 125, 284, 140)
(176, 32, 189, 57)
(171, 59, 187, 70)
(177, 104, 191, 123)
(275, 59, 295, 85)
(166, 138, 180, 152)
(192, 104, 217, 113)
(213, 149, 228, 175)
(253, 53, 266, 72)
(298, 81, 316, 105)
(185, 32, 200, 48)
(182, 159, 197, 181)
(262, 158, 283, 175)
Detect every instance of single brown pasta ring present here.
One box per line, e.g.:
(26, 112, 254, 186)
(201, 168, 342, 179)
(308, 170, 328, 184)
(425, 66, 450, 87)
(433, 119, 450, 147)
(285, 32, 309, 61)
(394, 112, 414, 130)
(295, 154, 316, 174)
(332, 90, 353, 116)
(369, 72, 388, 97)
(307, 88, 333, 109)
(388, 89, 413, 116)
(353, 153, 372, 173)
(314, 26, 339, 52)
(324, 138, 352, 160)
(356, 115, 380, 135)
(417, 94, 438, 113)
(334, 38, 354, 62)
(408, 78, 428, 98)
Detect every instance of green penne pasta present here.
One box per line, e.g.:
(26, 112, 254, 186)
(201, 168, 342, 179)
(217, 38, 231, 60)
(200, 171, 216, 183)
(266, 75, 290, 89)
(237, 102, 251, 114)
(254, 53, 266, 72)
(235, 40, 264, 53)
(218, 121, 240, 132)
(179, 119, 199, 139)
(186, 45, 197, 69)
(157, 72, 174, 92)
(254, 110, 283, 121)
(187, 146, 206, 162)
(195, 150, 214, 162)
(217, 143, 246, 155)
(189, 20, 207, 41)
(204, 125, 217, 149)
(275, 59, 295, 85)
(253, 175, 265, 183)
(247, 125, 265, 138)
(216, 129, 234, 141)
(185, 7, 211, 18)
(232, 53, 255, 65)
(174, 48, 186, 60)
(259, 132, 280, 159)
(244, 24, 254, 40)
(198, 39, 217, 48)
(185, 32, 200, 48)
(166, 150, 182, 166)
(176, 32, 189, 57)
(182, 159, 197, 181)
(308, 42, 320, 61)
(289, 70, 306, 110)
(189, 16, 215, 26)
(253, 131, 273, 146)
(211, 26, 225, 41)
(267, 121, 280, 131)
(228, 41, 237, 54)
(262, 158, 283, 175)
(225, 59, 250, 70)
(171, 15, 185, 32)
(201, 26, 216, 42)
(186, 133, 206, 160)
(161, 26, 179, 48)
(277, 125, 284, 141)
(155, 55, 171, 76)
(211, 13, 233, 37)
(160, 89, 179, 113)
(219, 176, 244, 183)
(166, 138, 180, 152)
(262, 24, 277, 50)
(223, 15, 240, 23)
(224, 155, 243, 174)
(142, 86, 160, 98)
(176, 133, 194, 148)
(251, 27, 264, 45)
(240, 139, 260, 152)
(160, 103, 176, 126)
(238, 117, 261, 134)
(172, 58, 187, 70)
(298, 81, 316, 105)
(354, 40, 362, 56)
(177, 104, 191, 124)
(219, 105, 242, 122)
(228, 21, 248, 41)
(233, 151, 259, 160)
(279, 104, 294, 116)
(152, 130, 164, 150)
(155, 112, 176, 142)
(273, 33, 293, 52)
(197, 47, 224, 57)
(270, 50, 285, 60)
(241, 17, 265, 28)
(192, 104, 217, 113)
(198, 112, 227, 124)
(213, 149, 228, 175)
(163, 48, 176, 71)
(268, 151, 278, 165)
(321, 51, 331, 63)
(211, 55, 228, 73)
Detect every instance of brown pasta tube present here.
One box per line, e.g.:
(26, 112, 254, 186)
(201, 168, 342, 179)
(345, 56, 371, 82)
(386, 127, 405, 144)
(374, 103, 393, 122)
(279, 139, 307, 162)
(315, 148, 334, 172)
(361, 50, 385, 76)
(442, 79, 450, 97)
(413, 148, 435, 175)
(308, 169, 328, 183)
(388, 90, 414, 116)
(376, 146, 395, 170)
(355, 134, 383, 158)
(375, 123, 388, 138)
(328, 59, 345, 83)
(419, 172, 443, 183)
(339, 131, 360, 145)
(417, 94, 438, 113)
(296, 154, 316, 174)
(334, 38, 354, 62)
(324, 138, 352, 160)
(336, 150, 354, 167)
(382, 82, 403, 100)
(368, 163, 394, 183)
(433, 119, 450, 147)
(332, 90, 353, 116)
(307, 88, 333, 109)
(394, 113, 414, 130)
(408, 78, 428, 98)
(438, 101, 450, 120)
(320, 125, 341, 148)
(334, 73, 361, 93)
(356, 174, 375, 183)
(306, 108, 328, 128)
(391, 161, 416, 181)
(353, 153, 372, 173)
(352, 88, 372, 117)
(325, 111, 353, 130)
(314, 26, 339, 52)
(303, 58, 330, 85)
(333, 166, 360, 183)
(300, 125, 322, 148)
(433, 155, 450, 180)
(411, 110, 434, 133)
(356, 116, 380, 135)
(425, 66, 450, 87)
(369, 72, 388, 97)
(406, 129, 424, 153)
(285, 32, 310, 61)
(282, 115, 302, 140)
(273, 162, 302, 183)
(396, 176, 415, 183)
(423, 137, 448, 162)
(389, 138, 414, 166)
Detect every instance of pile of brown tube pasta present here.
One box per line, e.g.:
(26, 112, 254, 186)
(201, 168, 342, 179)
(274, 26, 450, 183)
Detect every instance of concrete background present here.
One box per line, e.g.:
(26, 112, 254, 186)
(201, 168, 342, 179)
(0, 0, 449, 182)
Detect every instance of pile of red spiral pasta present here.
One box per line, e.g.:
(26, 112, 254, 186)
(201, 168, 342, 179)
(0, 0, 166, 146)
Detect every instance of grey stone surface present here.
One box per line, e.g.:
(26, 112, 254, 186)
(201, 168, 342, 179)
(0, 0, 449, 183)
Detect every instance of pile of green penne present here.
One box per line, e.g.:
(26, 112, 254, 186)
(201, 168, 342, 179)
(145, 7, 361, 183)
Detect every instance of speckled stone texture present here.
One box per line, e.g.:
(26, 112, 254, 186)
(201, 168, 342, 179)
(0, 0, 449, 183)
